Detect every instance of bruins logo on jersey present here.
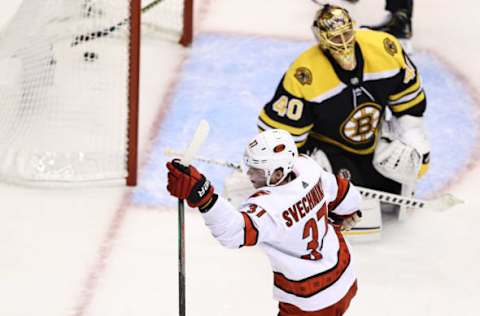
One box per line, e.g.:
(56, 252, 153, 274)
(341, 103, 381, 143)
(294, 67, 312, 85)
(383, 37, 398, 56)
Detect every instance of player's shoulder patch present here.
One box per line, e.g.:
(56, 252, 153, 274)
(294, 67, 312, 86)
(284, 44, 341, 99)
(356, 29, 404, 73)
(287, 45, 319, 86)
(356, 29, 401, 53)
(383, 37, 398, 56)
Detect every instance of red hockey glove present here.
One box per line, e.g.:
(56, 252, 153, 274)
(166, 159, 215, 208)
(328, 210, 362, 231)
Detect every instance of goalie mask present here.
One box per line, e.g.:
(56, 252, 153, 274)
(312, 4, 356, 70)
(243, 129, 298, 187)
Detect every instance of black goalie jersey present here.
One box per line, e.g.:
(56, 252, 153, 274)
(257, 29, 426, 155)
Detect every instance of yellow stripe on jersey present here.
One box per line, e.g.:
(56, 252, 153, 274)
(310, 131, 378, 155)
(258, 119, 308, 148)
(390, 91, 425, 113)
(295, 139, 307, 148)
(259, 109, 314, 136)
(389, 76, 421, 101)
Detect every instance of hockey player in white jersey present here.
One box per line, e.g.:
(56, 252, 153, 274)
(166, 129, 362, 315)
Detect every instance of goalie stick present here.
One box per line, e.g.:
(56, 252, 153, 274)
(163, 149, 464, 212)
(71, 0, 164, 47)
(171, 120, 210, 316)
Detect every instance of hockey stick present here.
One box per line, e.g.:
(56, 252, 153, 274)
(172, 120, 210, 316)
(163, 149, 464, 211)
(355, 186, 463, 211)
(165, 148, 241, 171)
(71, 0, 165, 47)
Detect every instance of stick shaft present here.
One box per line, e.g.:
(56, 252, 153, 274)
(358, 186, 425, 208)
(174, 120, 210, 316)
(178, 199, 186, 316)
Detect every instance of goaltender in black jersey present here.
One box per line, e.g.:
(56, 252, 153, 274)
(257, 4, 430, 197)
(258, 28, 423, 154)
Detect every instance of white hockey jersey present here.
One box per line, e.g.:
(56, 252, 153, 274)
(201, 155, 361, 311)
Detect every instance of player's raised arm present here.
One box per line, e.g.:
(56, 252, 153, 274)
(166, 159, 280, 249)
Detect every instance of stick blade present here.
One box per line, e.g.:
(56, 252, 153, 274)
(180, 119, 210, 166)
(429, 193, 464, 211)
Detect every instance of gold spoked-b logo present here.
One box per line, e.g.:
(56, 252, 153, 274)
(341, 103, 381, 143)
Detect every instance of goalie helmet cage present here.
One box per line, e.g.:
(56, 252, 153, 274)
(0, 0, 193, 187)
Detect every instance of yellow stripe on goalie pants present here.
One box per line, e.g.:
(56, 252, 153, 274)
(342, 228, 382, 242)
(342, 227, 381, 236)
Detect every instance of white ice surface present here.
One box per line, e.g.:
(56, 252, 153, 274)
(1, 0, 479, 316)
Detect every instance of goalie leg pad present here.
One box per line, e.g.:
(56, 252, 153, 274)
(342, 198, 382, 242)
(380, 182, 416, 220)
(397, 182, 416, 221)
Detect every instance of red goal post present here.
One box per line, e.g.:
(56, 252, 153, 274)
(130, 0, 193, 185)
(179, 0, 194, 47)
(0, 0, 193, 187)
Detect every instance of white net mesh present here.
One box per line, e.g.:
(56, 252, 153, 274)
(0, 0, 187, 185)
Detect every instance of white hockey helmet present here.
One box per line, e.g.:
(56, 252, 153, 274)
(243, 129, 298, 186)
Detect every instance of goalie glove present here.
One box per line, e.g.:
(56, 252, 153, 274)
(396, 115, 430, 178)
(166, 159, 215, 209)
(373, 137, 421, 184)
(373, 115, 430, 184)
(329, 210, 362, 231)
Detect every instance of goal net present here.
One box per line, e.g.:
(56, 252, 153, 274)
(0, 0, 192, 186)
